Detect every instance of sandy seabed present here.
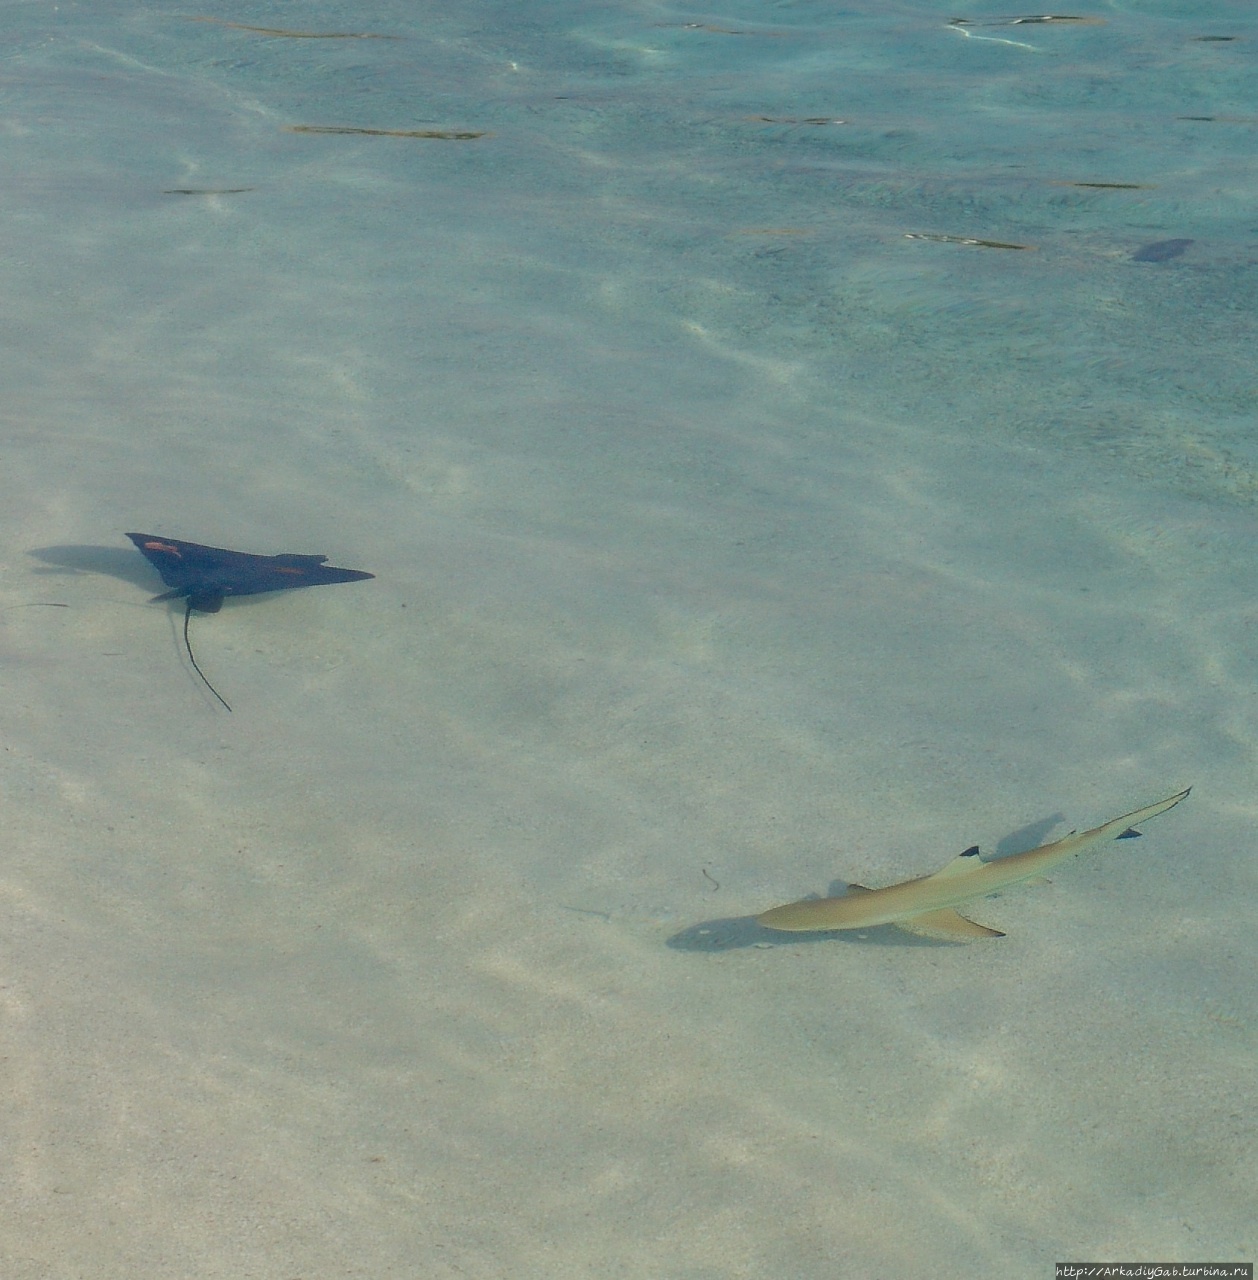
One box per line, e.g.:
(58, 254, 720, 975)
(1, 1, 1254, 1274)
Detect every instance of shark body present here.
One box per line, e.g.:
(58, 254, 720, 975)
(756, 788, 1190, 941)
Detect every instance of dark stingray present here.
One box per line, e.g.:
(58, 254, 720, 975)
(127, 532, 374, 710)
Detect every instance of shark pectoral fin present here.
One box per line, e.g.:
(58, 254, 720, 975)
(894, 908, 1006, 942)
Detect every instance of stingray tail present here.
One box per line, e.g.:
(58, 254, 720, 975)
(183, 599, 232, 712)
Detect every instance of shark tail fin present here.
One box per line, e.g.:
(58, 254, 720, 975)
(895, 908, 1005, 942)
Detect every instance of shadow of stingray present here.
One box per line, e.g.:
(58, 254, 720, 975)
(30, 543, 157, 594)
(30, 542, 272, 610)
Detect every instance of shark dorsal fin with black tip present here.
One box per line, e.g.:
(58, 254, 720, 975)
(924, 845, 984, 881)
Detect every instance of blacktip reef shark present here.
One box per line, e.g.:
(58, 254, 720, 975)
(756, 788, 1191, 942)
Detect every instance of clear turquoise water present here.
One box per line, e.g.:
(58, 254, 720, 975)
(2, 2, 1254, 1275)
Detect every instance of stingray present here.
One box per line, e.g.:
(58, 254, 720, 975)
(127, 532, 374, 711)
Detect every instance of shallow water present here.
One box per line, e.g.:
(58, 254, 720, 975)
(1, 1, 1255, 1274)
